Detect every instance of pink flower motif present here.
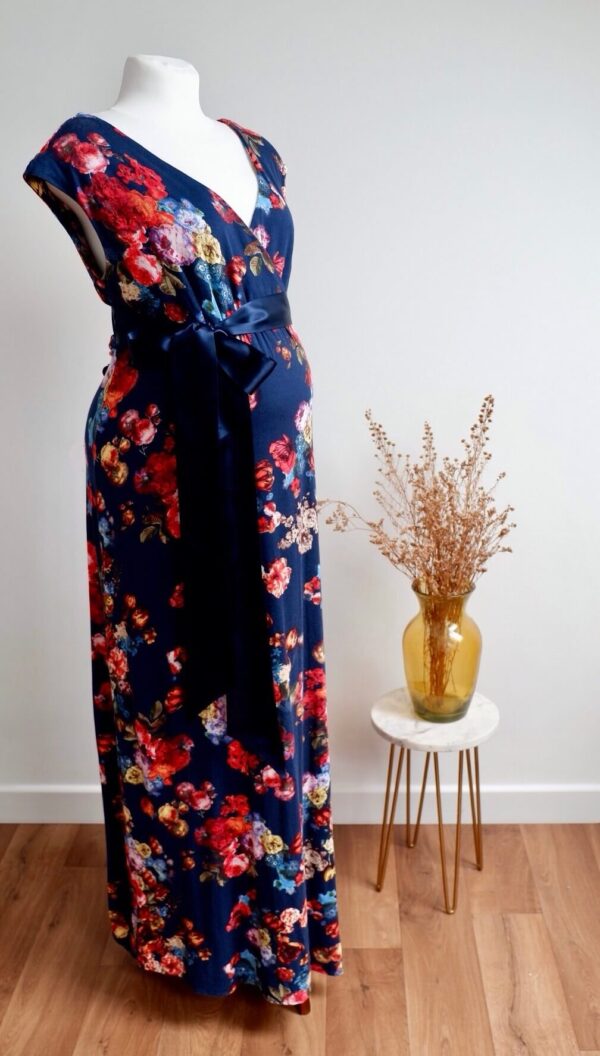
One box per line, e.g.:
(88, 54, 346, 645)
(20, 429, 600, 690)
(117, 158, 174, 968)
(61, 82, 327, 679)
(107, 646, 128, 678)
(52, 131, 109, 175)
(252, 223, 270, 250)
(223, 850, 251, 878)
(262, 557, 292, 597)
(119, 408, 157, 446)
(148, 222, 197, 266)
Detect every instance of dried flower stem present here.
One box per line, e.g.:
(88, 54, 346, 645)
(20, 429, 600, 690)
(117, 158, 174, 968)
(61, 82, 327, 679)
(318, 394, 516, 597)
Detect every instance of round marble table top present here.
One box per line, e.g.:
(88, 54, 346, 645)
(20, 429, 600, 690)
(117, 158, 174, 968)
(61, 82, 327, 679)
(370, 686, 500, 752)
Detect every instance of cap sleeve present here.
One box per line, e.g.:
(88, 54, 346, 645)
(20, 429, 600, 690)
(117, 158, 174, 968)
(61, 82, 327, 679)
(22, 119, 115, 305)
(270, 144, 287, 203)
(255, 131, 287, 204)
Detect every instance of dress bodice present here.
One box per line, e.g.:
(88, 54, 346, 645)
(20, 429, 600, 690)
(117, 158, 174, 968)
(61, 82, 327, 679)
(22, 111, 295, 329)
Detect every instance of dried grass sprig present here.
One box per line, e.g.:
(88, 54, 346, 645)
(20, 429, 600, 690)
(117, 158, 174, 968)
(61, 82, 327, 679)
(317, 394, 516, 596)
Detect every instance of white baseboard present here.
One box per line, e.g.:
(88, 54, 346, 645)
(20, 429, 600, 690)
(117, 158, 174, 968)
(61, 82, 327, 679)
(332, 783, 600, 824)
(0, 782, 598, 824)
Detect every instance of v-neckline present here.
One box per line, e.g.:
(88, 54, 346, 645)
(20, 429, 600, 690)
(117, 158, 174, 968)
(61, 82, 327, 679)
(73, 111, 262, 235)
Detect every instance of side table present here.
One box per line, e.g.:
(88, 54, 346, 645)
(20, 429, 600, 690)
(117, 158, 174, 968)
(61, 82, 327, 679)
(370, 687, 500, 914)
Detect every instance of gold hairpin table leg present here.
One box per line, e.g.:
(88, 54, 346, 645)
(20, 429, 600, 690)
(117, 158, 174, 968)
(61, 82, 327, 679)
(434, 750, 464, 914)
(377, 742, 484, 912)
(375, 742, 405, 891)
(406, 749, 430, 848)
(466, 745, 483, 869)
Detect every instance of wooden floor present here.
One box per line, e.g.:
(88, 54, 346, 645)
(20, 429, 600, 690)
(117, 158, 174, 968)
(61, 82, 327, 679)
(0, 822, 599, 1054)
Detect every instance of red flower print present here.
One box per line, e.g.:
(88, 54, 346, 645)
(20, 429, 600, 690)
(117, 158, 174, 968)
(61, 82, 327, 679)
(52, 131, 110, 175)
(276, 966, 295, 982)
(166, 646, 187, 676)
(258, 500, 282, 534)
(93, 681, 113, 713)
(165, 686, 185, 713)
(122, 245, 164, 286)
(304, 575, 321, 605)
(164, 495, 180, 539)
(96, 732, 116, 755)
(107, 646, 128, 679)
(86, 171, 174, 246)
(226, 739, 260, 774)
(175, 780, 216, 812)
(169, 582, 185, 607)
(119, 408, 158, 446)
(221, 794, 251, 816)
(276, 937, 303, 964)
(159, 953, 186, 977)
(269, 434, 296, 474)
(134, 721, 194, 784)
(116, 155, 168, 200)
(254, 767, 296, 800)
(223, 851, 252, 878)
(134, 450, 178, 500)
(262, 556, 292, 598)
(225, 895, 253, 931)
(164, 301, 189, 323)
(303, 667, 327, 721)
(255, 458, 274, 490)
(270, 249, 286, 279)
(103, 355, 139, 417)
(226, 255, 247, 285)
(87, 542, 104, 625)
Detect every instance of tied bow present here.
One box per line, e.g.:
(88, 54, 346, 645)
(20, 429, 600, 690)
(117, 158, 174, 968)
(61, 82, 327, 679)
(110, 291, 293, 771)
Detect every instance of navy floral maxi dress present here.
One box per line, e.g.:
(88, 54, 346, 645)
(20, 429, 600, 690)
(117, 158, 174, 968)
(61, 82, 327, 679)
(22, 111, 343, 1007)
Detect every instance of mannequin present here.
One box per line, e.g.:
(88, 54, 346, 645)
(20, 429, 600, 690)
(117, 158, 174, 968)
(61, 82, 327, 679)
(43, 54, 261, 280)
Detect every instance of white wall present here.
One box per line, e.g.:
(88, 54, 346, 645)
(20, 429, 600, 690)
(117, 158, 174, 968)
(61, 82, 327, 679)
(2, 0, 599, 823)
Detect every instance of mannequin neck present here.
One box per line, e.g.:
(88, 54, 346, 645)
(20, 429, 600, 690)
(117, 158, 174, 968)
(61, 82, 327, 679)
(89, 53, 260, 228)
(105, 54, 207, 127)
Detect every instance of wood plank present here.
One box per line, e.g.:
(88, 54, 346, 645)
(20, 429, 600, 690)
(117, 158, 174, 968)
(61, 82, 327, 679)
(333, 823, 402, 948)
(0, 824, 79, 1023)
(325, 948, 410, 1055)
(466, 823, 540, 914)
(0, 866, 107, 1056)
(474, 913, 579, 1054)
(235, 971, 327, 1056)
(584, 823, 600, 874)
(396, 825, 495, 1054)
(0, 825, 18, 862)
(522, 824, 600, 1049)
(71, 963, 168, 1056)
(64, 822, 108, 867)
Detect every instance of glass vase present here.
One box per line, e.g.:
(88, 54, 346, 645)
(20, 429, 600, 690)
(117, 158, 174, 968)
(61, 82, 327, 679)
(402, 579, 482, 722)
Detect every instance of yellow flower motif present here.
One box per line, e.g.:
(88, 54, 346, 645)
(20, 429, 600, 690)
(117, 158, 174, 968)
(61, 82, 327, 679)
(124, 765, 144, 784)
(193, 228, 225, 265)
(261, 832, 284, 855)
(118, 276, 143, 304)
(255, 927, 271, 948)
(136, 842, 151, 858)
(199, 701, 217, 722)
(100, 442, 128, 486)
(307, 786, 327, 808)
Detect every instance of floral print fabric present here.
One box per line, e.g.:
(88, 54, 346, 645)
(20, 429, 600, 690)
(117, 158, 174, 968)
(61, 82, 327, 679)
(22, 111, 343, 1005)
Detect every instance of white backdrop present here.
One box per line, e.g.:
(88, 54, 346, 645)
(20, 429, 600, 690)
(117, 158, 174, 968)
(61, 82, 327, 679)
(2, 0, 599, 822)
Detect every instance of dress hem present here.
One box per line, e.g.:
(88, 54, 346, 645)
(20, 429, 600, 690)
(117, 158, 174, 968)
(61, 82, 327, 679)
(112, 930, 343, 1007)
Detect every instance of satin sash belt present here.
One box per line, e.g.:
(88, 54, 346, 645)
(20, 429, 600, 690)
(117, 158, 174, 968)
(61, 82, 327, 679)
(108, 291, 292, 771)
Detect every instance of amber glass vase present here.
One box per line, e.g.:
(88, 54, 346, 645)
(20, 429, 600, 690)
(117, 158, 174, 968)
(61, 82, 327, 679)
(402, 579, 482, 722)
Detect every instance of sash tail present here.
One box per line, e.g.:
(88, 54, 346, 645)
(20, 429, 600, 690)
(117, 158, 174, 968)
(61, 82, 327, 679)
(110, 291, 292, 772)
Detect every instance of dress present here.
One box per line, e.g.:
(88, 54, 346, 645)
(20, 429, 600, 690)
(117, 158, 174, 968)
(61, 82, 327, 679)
(22, 110, 343, 1007)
